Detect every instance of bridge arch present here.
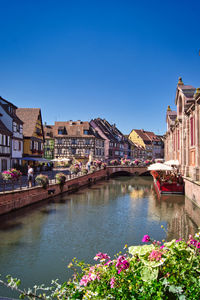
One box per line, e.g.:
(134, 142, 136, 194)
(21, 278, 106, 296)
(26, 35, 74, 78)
(106, 166, 149, 177)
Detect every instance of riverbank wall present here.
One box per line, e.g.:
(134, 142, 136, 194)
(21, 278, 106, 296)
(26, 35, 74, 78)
(184, 177, 200, 208)
(0, 169, 107, 216)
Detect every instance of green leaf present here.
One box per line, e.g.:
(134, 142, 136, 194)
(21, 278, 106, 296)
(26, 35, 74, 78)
(129, 244, 154, 256)
(164, 239, 176, 247)
(140, 267, 158, 282)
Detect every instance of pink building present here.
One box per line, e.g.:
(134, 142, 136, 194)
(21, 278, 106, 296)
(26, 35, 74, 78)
(165, 78, 200, 206)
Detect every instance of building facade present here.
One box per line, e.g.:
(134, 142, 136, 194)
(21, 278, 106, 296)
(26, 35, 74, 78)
(90, 118, 129, 161)
(16, 108, 45, 163)
(44, 124, 54, 160)
(129, 129, 164, 160)
(52, 121, 105, 162)
(165, 77, 200, 181)
(0, 119, 12, 171)
(0, 96, 23, 168)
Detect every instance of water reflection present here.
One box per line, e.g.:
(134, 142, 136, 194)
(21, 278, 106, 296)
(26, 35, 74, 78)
(0, 176, 199, 298)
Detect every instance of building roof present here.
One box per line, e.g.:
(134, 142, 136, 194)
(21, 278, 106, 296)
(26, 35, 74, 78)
(0, 96, 23, 124)
(44, 125, 54, 139)
(133, 129, 160, 145)
(16, 108, 42, 137)
(53, 121, 104, 139)
(91, 118, 125, 143)
(0, 120, 12, 136)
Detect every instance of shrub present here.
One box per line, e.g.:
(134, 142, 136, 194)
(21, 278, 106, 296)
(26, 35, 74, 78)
(35, 174, 49, 189)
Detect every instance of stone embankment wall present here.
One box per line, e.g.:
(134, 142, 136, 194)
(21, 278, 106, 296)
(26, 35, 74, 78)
(184, 177, 200, 208)
(0, 169, 107, 216)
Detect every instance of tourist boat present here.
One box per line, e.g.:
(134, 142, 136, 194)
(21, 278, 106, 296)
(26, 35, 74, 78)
(148, 163, 184, 195)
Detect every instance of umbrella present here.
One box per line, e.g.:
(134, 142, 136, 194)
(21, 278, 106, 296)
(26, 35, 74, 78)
(60, 158, 71, 162)
(148, 163, 173, 171)
(164, 160, 180, 166)
(51, 158, 62, 162)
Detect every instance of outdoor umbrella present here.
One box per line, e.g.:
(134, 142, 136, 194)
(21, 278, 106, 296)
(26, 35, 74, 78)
(148, 163, 173, 171)
(164, 160, 180, 166)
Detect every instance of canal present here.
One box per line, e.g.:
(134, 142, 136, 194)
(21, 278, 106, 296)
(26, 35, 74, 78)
(0, 176, 199, 298)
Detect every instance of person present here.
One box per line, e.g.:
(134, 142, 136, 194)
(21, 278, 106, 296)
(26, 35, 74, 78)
(27, 165, 34, 187)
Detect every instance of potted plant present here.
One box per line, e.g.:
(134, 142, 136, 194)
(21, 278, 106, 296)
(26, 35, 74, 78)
(82, 168, 88, 175)
(55, 173, 66, 191)
(70, 164, 80, 175)
(35, 174, 49, 189)
(2, 169, 22, 181)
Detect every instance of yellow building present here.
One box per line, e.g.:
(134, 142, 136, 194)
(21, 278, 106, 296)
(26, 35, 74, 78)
(129, 129, 146, 148)
(16, 108, 45, 165)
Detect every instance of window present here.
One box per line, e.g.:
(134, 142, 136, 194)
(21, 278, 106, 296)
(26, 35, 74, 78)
(84, 130, 89, 135)
(58, 129, 63, 135)
(72, 139, 77, 144)
(85, 139, 90, 145)
(190, 117, 195, 146)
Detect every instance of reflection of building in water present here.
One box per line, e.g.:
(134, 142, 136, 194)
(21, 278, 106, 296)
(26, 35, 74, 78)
(148, 191, 200, 240)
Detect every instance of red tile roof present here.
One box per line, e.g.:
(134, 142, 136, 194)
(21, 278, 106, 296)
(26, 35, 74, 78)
(16, 108, 42, 137)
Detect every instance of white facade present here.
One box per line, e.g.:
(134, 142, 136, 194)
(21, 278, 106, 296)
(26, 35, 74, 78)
(0, 98, 23, 168)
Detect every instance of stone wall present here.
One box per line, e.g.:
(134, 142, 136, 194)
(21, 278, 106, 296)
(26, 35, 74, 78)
(0, 169, 107, 216)
(184, 177, 200, 208)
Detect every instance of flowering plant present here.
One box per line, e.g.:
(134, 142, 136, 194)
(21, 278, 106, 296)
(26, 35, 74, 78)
(55, 173, 66, 189)
(131, 159, 140, 165)
(110, 159, 119, 166)
(93, 160, 102, 168)
(70, 164, 80, 174)
(2, 169, 22, 181)
(90, 165, 97, 173)
(144, 159, 151, 166)
(102, 162, 107, 169)
(2, 230, 200, 299)
(81, 168, 88, 175)
(121, 158, 130, 165)
(35, 174, 49, 189)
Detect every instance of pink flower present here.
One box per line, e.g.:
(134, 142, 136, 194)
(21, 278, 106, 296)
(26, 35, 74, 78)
(110, 277, 115, 288)
(116, 255, 130, 274)
(94, 252, 110, 261)
(149, 250, 163, 261)
(196, 242, 200, 249)
(80, 275, 90, 286)
(176, 238, 182, 242)
(142, 235, 150, 243)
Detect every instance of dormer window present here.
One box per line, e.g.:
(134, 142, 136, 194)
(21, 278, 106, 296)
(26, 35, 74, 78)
(58, 127, 67, 135)
(84, 130, 89, 135)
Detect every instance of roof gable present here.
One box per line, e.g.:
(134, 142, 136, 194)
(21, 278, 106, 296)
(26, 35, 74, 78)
(16, 108, 42, 137)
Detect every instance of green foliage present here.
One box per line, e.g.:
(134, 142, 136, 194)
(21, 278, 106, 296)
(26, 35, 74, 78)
(35, 174, 49, 189)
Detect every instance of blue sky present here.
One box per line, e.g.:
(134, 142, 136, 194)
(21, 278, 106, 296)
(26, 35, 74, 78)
(0, 0, 200, 135)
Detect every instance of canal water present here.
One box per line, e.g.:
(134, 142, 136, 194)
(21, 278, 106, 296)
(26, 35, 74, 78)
(0, 176, 199, 298)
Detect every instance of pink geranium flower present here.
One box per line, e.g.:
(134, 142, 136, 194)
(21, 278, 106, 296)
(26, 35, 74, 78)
(142, 235, 150, 242)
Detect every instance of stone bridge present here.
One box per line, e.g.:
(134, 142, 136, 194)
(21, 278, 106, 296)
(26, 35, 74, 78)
(106, 166, 149, 177)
